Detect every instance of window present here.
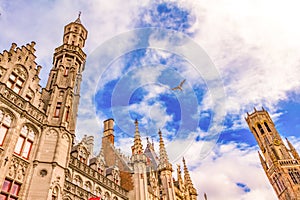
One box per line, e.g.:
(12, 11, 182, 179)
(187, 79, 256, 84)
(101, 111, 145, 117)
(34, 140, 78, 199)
(85, 181, 91, 192)
(14, 125, 35, 159)
(65, 107, 70, 121)
(264, 122, 271, 132)
(54, 102, 62, 117)
(252, 127, 259, 138)
(257, 124, 265, 134)
(0, 110, 12, 146)
(64, 67, 69, 76)
(6, 72, 24, 94)
(52, 187, 58, 200)
(0, 179, 21, 199)
(289, 169, 300, 184)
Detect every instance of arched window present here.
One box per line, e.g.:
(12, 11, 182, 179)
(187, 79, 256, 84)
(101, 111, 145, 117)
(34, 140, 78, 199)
(0, 110, 12, 146)
(74, 175, 83, 187)
(264, 122, 271, 132)
(252, 127, 259, 138)
(95, 187, 102, 196)
(104, 192, 110, 200)
(257, 124, 265, 134)
(14, 125, 36, 159)
(85, 181, 92, 192)
(52, 186, 59, 200)
(78, 148, 87, 163)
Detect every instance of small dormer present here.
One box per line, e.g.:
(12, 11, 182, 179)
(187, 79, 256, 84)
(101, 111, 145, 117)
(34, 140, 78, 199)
(89, 148, 106, 175)
(106, 166, 120, 185)
(71, 143, 89, 164)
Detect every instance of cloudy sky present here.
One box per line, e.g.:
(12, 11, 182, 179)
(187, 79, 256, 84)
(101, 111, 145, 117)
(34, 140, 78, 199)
(2, 0, 300, 199)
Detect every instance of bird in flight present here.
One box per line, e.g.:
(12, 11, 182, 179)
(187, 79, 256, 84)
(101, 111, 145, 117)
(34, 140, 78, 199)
(171, 79, 186, 91)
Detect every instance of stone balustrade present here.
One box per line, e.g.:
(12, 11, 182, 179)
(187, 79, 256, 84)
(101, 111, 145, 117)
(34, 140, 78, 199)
(68, 156, 128, 199)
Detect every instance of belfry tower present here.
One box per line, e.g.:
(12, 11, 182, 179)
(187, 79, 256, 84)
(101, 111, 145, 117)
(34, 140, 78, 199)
(246, 108, 300, 200)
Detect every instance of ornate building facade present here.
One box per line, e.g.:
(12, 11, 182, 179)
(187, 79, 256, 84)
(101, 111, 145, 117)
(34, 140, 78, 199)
(0, 16, 197, 200)
(246, 108, 300, 200)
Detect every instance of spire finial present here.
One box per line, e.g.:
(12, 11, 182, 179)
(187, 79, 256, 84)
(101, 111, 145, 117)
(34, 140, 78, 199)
(131, 119, 143, 155)
(75, 11, 82, 24)
(158, 129, 172, 171)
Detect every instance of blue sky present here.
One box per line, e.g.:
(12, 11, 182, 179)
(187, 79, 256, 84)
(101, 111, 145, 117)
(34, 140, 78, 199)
(1, 0, 300, 199)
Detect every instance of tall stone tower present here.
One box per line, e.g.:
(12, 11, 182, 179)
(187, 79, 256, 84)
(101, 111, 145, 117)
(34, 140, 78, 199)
(27, 14, 88, 199)
(246, 108, 300, 200)
(130, 119, 148, 200)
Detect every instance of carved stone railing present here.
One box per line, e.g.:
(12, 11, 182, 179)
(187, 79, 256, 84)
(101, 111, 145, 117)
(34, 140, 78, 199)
(0, 83, 46, 123)
(279, 159, 299, 166)
(64, 180, 95, 200)
(54, 44, 86, 60)
(68, 156, 128, 198)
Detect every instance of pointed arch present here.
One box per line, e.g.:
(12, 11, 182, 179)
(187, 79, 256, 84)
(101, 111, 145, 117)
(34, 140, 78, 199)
(257, 123, 265, 134)
(264, 121, 271, 132)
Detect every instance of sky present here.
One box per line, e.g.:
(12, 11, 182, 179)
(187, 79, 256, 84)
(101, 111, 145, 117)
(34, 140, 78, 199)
(1, 0, 300, 199)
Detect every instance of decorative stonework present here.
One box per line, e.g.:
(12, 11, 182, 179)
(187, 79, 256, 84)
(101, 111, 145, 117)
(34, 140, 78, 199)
(7, 155, 29, 182)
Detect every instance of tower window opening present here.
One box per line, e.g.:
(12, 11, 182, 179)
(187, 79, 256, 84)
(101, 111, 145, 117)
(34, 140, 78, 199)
(289, 169, 300, 184)
(65, 106, 70, 121)
(64, 67, 69, 76)
(252, 127, 259, 138)
(257, 124, 265, 134)
(54, 102, 62, 117)
(264, 122, 271, 132)
(264, 136, 270, 146)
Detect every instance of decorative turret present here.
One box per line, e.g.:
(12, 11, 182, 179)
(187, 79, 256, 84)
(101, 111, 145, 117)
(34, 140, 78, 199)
(286, 138, 300, 160)
(130, 119, 148, 200)
(131, 119, 144, 155)
(176, 164, 185, 191)
(158, 129, 172, 171)
(258, 151, 268, 171)
(183, 157, 197, 199)
(158, 130, 176, 200)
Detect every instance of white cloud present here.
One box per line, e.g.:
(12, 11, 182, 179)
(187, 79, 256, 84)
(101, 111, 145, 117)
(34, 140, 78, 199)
(180, 140, 277, 200)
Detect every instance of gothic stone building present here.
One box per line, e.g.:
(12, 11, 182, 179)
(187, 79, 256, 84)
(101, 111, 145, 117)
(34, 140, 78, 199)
(0, 16, 197, 200)
(246, 108, 300, 200)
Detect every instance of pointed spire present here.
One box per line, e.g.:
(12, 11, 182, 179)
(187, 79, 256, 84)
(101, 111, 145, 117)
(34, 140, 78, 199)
(204, 192, 208, 200)
(158, 129, 172, 171)
(177, 164, 184, 191)
(75, 11, 82, 24)
(146, 137, 155, 151)
(131, 119, 143, 155)
(183, 157, 197, 196)
(258, 151, 268, 171)
(286, 138, 300, 160)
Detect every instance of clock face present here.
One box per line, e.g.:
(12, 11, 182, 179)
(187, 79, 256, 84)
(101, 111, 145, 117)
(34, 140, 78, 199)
(274, 139, 281, 146)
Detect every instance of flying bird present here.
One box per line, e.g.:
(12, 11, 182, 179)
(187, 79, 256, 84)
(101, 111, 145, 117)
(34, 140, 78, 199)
(171, 79, 186, 91)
